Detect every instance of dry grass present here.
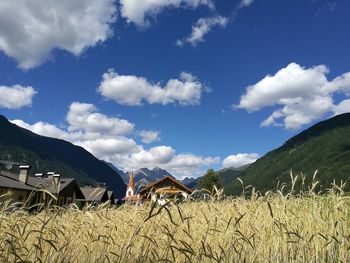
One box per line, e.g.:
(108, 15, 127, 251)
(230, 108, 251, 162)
(0, 184, 349, 262)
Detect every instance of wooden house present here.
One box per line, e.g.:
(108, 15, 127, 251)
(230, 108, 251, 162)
(139, 176, 193, 202)
(0, 165, 84, 207)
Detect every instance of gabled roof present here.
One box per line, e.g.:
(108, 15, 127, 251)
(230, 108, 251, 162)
(79, 186, 108, 202)
(0, 170, 77, 195)
(139, 176, 193, 195)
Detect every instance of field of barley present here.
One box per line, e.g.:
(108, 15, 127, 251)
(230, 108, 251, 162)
(0, 188, 349, 263)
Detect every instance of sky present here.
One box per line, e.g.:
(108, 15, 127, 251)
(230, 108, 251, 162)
(0, 0, 350, 178)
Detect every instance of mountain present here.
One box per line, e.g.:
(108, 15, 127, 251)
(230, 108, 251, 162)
(225, 113, 350, 195)
(0, 115, 126, 198)
(181, 177, 199, 189)
(130, 167, 174, 189)
(105, 163, 174, 189)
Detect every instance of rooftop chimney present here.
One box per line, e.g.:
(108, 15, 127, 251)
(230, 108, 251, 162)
(35, 173, 43, 178)
(19, 165, 31, 184)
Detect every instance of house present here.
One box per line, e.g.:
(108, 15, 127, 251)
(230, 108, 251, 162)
(139, 176, 193, 203)
(78, 186, 110, 206)
(0, 165, 84, 207)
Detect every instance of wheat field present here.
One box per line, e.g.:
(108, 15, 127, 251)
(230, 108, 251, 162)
(0, 187, 349, 263)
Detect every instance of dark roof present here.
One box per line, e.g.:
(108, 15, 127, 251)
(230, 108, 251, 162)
(139, 176, 193, 195)
(0, 170, 77, 195)
(79, 187, 108, 202)
(0, 171, 34, 191)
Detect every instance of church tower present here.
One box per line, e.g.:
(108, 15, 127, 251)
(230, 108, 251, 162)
(125, 172, 135, 198)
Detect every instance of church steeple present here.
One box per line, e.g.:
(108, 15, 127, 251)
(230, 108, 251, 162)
(125, 172, 135, 197)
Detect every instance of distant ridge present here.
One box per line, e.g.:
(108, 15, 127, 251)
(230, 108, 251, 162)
(127, 167, 173, 188)
(0, 115, 126, 198)
(105, 162, 174, 188)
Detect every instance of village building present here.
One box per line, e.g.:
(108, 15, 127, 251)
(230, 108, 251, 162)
(122, 174, 193, 204)
(0, 165, 84, 207)
(139, 176, 193, 203)
(78, 186, 112, 206)
(122, 173, 141, 203)
(125, 172, 135, 198)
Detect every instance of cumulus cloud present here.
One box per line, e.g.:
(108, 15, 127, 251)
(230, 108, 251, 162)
(176, 15, 228, 47)
(132, 146, 175, 164)
(223, 153, 259, 168)
(0, 0, 116, 69)
(166, 154, 219, 176)
(12, 102, 219, 178)
(67, 102, 134, 136)
(12, 119, 78, 141)
(80, 137, 140, 156)
(98, 70, 207, 106)
(236, 63, 350, 129)
(332, 99, 350, 116)
(0, 85, 37, 109)
(13, 102, 136, 153)
(139, 130, 160, 144)
(120, 0, 213, 28)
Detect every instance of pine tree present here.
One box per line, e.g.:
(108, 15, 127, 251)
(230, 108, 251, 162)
(199, 169, 221, 191)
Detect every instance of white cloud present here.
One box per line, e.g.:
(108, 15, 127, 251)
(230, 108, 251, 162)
(166, 154, 219, 176)
(0, 0, 117, 69)
(98, 70, 207, 106)
(176, 15, 228, 47)
(236, 63, 350, 129)
(0, 85, 37, 109)
(139, 130, 160, 144)
(13, 102, 136, 155)
(11, 119, 78, 141)
(332, 99, 350, 116)
(223, 153, 259, 168)
(80, 138, 140, 156)
(67, 102, 134, 136)
(12, 102, 218, 178)
(239, 0, 255, 8)
(132, 146, 175, 164)
(120, 0, 213, 28)
(232, 0, 256, 19)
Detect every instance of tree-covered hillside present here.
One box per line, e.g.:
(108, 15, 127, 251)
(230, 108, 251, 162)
(225, 113, 350, 195)
(0, 115, 126, 198)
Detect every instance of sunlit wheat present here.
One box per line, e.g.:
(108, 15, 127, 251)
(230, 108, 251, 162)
(0, 173, 349, 262)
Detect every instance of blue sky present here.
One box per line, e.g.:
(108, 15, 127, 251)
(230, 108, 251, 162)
(0, 0, 350, 178)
